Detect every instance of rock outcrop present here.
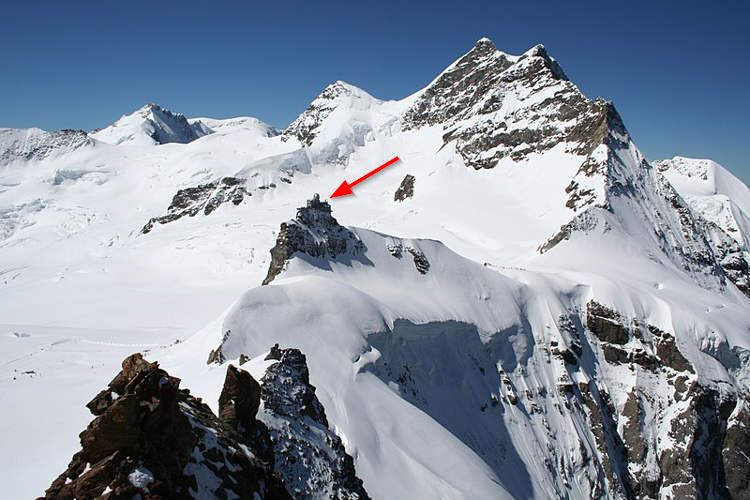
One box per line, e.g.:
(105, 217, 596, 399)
(262, 194, 365, 285)
(260, 346, 370, 499)
(43, 353, 288, 499)
(43, 347, 369, 499)
(141, 177, 251, 233)
(394, 174, 415, 202)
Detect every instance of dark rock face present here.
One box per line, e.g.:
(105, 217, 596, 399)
(586, 301, 629, 345)
(565, 301, 750, 499)
(43, 353, 288, 500)
(648, 325, 693, 373)
(576, 382, 633, 498)
(394, 174, 415, 202)
(218, 364, 262, 434)
(145, 105, 210, 145)
(141, 177, 250, 233)
(407, 247, 430, 274)
(260, 347, 370, 500)
(723, 400, 750, 498)
(700, 220, 750, 298)
(262, 194, 365, 285)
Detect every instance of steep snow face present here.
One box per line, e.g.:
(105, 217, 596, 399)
(540, 130, 732, 295)
(655, 157, 750, 296)
(91, 103, 213, 146)
(658, 156, 750, 249)
(0, 127, 93, 166)
(177, 197, 750, 500)
(282, 81, 406, 165)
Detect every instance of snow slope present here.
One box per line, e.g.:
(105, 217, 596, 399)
(163, 196, 750, 499)
(658, 156, 750, 249)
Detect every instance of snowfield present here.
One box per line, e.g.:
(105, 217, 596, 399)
(2, 38, 749, 499)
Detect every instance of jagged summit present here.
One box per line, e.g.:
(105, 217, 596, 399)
(402, 38, 590, 168)
(43, 348, 368, 499)
(91, 102, 212, 146)
(43, 353, 289, 499)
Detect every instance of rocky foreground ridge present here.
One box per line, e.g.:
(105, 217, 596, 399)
(42, 348, 368, 499)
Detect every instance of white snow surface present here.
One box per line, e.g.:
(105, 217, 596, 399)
(1, 40, 749, 499)
(659, 156, 750, 249)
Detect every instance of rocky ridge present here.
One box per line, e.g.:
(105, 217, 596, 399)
(141, 177, 251, 234)
(43, 353, 289, 499)
(259, 345, 370, 499)
(263, 194, 365, 285)
(402, 39, 607, 170)
(395, 38, 743, 295)
(43, 347, 368, 499)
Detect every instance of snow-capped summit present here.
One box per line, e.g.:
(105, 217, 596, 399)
(281, 80, 398, 164)
(91, 103, 213, 146)
(283, 80, 381, 145)
(402, 36, 581, 168)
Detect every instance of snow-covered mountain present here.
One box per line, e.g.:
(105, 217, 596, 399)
(91, 103, 213, 145)
(658, 156, 750, 249)
(2, 38, 749, 499)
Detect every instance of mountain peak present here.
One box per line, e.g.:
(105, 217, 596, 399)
(317, 80, 375, 102)
(473, 36, 496, 49)
(281, 80, 379, 149)
(402, 39, 586, 168)
(91, 102, 212, 146)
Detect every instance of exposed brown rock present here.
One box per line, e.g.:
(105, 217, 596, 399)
(648, 325, 693, 373)
(586, 301, 629, 345)
(43, 354, 289, 500)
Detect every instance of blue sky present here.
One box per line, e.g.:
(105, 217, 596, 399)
(2, 1, 748, 182)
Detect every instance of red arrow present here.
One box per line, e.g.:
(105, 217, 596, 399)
(330, 156, 401, 198)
